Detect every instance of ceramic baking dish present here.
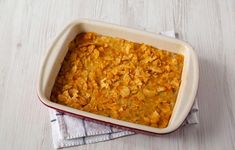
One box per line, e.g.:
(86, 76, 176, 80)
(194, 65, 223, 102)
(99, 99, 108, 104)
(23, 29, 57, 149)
(37, 19, 199, 134)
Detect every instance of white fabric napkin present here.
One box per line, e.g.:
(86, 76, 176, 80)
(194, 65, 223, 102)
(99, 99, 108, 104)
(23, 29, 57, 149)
(49, 31, 199, 149)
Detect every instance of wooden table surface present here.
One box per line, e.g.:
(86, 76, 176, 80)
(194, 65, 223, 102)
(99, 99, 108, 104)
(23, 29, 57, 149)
(0, 0, 235, 149)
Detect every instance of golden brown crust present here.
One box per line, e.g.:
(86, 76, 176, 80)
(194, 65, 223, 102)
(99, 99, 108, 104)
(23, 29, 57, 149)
(50, 32, 184, 128)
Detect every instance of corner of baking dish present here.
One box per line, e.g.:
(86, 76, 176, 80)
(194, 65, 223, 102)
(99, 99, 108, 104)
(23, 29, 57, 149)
(37, 19, 199, 134)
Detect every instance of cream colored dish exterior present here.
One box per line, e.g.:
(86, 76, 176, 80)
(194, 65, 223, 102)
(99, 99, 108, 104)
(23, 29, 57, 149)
(37, 19, 199, 134)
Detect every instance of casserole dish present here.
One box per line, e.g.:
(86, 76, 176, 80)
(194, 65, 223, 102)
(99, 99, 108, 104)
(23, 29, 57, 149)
(37, 19, 199, 134)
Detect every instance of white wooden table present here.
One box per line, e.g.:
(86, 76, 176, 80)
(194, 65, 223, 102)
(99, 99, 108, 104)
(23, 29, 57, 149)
(0, 0, 235, 149)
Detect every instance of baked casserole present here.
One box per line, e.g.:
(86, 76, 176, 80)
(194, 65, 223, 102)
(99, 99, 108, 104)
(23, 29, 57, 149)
(50, 32, 184, 128)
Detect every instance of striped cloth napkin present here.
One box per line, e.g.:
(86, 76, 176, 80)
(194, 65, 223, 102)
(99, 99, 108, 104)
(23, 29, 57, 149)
(49, 31, 199, 149)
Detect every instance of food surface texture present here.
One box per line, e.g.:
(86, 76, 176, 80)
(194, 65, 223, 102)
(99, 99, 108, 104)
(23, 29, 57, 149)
(50, 32, 184, 128)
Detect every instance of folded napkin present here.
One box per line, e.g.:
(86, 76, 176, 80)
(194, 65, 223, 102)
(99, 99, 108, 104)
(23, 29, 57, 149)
(49, 31, 199, 149)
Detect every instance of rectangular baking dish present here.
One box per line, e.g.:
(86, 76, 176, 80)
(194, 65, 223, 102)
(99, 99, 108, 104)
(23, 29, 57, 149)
(37, 19, 199, 134)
